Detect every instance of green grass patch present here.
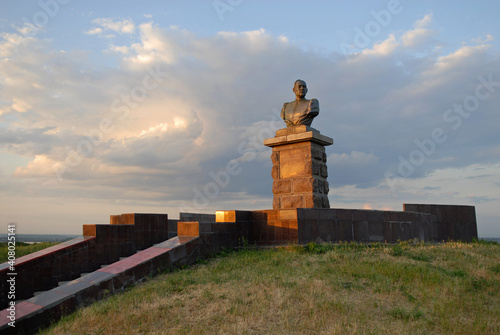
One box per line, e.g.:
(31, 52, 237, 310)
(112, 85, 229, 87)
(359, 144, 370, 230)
(0, 241, 58, 263)
(41, 241, 500, 335)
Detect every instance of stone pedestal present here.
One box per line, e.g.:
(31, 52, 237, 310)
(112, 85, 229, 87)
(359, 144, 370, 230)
(264, 125, 333, 210)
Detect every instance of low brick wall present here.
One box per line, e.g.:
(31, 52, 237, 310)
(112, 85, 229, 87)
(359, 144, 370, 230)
(1, 213, 171, 310)
(0, 235, 203, 334)
(110, 213, 170, 250)
(214, 210, 299, 246)
(403, 204, 478, 241)
(214, 207, 444, 245)
(0, 236, 96, 309)
(297, 208, 438, 244)
(210, 204, 478, 245)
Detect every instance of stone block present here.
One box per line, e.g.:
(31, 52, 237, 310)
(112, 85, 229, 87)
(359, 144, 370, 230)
(110, 215, 120, 225)
(118, 213, 135, 225)
(215, 211, 225, 222)
(314, 195, 324, 208)
(215, 210, 238, 223)
(303, 194, 315, 208)
(271, 165, 279, 179)
(312, 160, 321, 175)
(282, 195, 303, 209)
(311, 143, 324, 160)
(322, 195, 330, 208)
(178, 222, 199, 237)
(278, 209, 297, 220)
(83, 224, 96, 237)
(224, 211, 236, 222)
(293, 177, 314, 193)
(263, 135, 287, 147)
(271, 151, 279, 164)
(320, 164, 328, 178)
(273, 180, 292, 194)
(273, 196, 281, 210)
(279, 147, 310, 178)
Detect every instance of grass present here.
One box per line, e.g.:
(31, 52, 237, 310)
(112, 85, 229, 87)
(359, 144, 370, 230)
(0, 241, 58, 263)
(39, 240, 500, 334)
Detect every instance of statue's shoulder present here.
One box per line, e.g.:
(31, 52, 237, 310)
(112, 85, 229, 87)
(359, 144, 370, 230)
(281, 102, 287, 119)
(308, 98, 319, 114)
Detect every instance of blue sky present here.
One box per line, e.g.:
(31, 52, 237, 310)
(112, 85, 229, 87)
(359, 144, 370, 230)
(1, 0, 499, 237)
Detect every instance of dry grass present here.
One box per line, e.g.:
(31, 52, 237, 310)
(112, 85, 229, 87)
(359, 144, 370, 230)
(42, 241, 500, 335)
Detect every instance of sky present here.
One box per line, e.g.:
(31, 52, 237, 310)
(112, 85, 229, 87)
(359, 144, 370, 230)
(0, 0, 499, 237)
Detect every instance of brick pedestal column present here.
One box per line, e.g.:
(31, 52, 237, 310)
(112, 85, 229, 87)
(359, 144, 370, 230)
(264, 125, 333, 210)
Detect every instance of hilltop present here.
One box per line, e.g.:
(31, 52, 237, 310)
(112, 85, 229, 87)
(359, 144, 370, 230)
(40, 241, 500, 335)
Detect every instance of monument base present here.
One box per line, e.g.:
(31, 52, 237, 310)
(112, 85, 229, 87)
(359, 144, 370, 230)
(264, 125, 333, 210)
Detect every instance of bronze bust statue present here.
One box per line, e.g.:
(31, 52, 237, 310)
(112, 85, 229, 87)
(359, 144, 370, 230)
(281, 79, 319, 127)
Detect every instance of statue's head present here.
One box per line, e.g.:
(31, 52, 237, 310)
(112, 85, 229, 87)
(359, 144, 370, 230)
(293, 79, 308, 99)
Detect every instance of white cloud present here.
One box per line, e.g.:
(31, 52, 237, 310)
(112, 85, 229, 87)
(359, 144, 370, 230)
(11, 98, 31, 113)
(14, 23, 40, 36)
(401, 13, 437, 48)
(433, 44, 491, 73)
(472, 34, 494, 44)
(121, 23, 178, 67)
(86, 17, 135, 35)
(362, 34, 397, 56)
(417, 13, 433, 28)
(85, 27, 103, 35)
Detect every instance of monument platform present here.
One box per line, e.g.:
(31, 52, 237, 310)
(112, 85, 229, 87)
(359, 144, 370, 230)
(264, 125, 333, 210)
(0, 204, 478, 333)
